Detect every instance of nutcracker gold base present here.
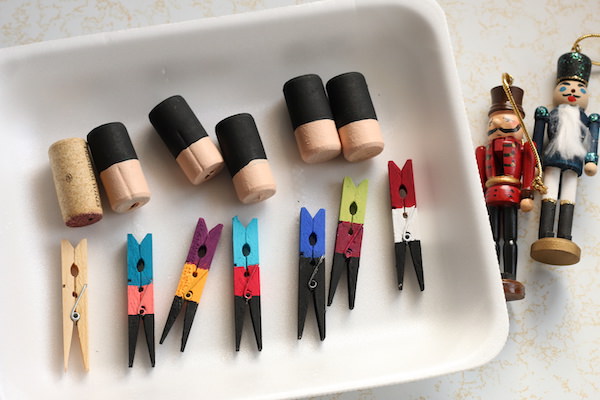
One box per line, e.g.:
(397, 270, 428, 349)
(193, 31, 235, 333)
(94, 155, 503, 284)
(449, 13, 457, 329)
(530, 237, 580, 265)
(502, 279, 525, 301)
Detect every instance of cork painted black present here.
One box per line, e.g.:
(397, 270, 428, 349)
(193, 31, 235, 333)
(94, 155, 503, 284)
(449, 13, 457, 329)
(283, 74, 334, 130)
(215, 113, 267, 177)
(149, 95, 209, 158)
(326, 72, 377, 128)
(87, 122, 138, 173)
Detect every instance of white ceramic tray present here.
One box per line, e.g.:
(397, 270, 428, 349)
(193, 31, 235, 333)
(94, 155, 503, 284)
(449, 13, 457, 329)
(0, 0, 508, 398)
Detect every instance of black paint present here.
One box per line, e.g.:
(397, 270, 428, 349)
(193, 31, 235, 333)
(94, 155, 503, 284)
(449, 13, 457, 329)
(148, 95, 209, 158)
(326, 72, 377, 128)
(87, 122, 138, 173)
(128, 314, 155, 367)
(283, 74, 333, 130)
(234, 295, 262, 351)
(327, 252, 361, 310)
(297, 257, 326, 341)
(215, 113, 267, 177)
(394, 241, 425, 292)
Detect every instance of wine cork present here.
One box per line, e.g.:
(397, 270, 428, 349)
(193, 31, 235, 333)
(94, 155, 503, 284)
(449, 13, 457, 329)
(87, 122, 151, 213)
(149, 95, 224, 184)
(216, 113, 276, 204)
(326, 72, 384, 162)
(283, 74, 341, 163)
(48, 138, 103, 227)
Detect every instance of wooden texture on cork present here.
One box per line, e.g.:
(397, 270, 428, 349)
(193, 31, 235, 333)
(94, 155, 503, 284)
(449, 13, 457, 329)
(48, 138, 103, 227)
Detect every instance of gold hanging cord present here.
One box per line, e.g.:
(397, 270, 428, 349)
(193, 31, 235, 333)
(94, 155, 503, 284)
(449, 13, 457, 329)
(501, 73, 547, 194)
(571, 34, 600, 66)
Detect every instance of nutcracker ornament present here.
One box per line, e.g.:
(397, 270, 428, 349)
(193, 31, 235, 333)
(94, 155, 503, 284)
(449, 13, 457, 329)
(530, 39, 600, 266)
(476, 80, 537, 301)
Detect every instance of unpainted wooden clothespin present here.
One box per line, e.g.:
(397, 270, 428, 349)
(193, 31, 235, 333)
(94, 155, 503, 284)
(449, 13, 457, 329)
(61, 239, 89, 372)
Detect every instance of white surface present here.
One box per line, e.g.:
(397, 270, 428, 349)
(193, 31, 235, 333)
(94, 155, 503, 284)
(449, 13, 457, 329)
(0, 0, 508, 399)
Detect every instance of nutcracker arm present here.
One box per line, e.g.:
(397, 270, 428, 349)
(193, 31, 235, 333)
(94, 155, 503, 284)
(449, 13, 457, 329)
(585, 113, 599, 165)
(521, 141, 536, 199)
(533, 106, 549, 155)
(475, 145, 487, 192)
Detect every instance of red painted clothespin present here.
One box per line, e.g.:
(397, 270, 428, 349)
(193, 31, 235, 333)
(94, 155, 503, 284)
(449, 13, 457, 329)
(388, 160, 424, 291)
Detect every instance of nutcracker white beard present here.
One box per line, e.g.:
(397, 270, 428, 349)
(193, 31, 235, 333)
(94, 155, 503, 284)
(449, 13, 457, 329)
(546, 104, 589, 159)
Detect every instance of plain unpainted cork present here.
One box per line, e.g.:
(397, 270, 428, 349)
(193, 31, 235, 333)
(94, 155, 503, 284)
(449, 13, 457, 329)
(48, 138, 103, 227)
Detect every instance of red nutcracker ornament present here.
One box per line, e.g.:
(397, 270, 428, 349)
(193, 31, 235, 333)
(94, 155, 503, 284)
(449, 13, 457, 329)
(476, 83, 536, 301)
(530, 38, 599, 266)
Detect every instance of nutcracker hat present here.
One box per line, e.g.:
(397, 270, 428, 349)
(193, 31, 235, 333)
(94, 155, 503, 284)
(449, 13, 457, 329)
(556, 51, 591, 85)
(488, 85, 525, 117)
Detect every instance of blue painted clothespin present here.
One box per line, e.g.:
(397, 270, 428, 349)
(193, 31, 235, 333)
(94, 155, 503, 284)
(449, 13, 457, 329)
(298, 207, 326, 341)
(127, 233, 155, 367)
(232, 216, 262, 351)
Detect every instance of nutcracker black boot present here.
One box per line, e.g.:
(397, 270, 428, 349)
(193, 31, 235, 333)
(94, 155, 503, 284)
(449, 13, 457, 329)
(538, 199, 556, 238)
(502, 240, 518, 280)
(502, 236, 524, 301)
(557, 203, 575, 241)
(487, 206, 501, 262)
(502, 207, 518, 280)
(502, 207, 524, 301)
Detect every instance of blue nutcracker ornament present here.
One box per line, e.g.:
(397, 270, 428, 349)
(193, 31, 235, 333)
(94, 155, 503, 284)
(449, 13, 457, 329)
(531, 46, 600, 265)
